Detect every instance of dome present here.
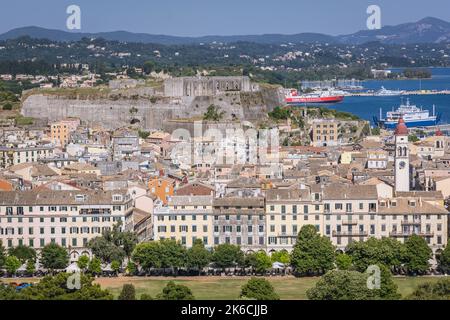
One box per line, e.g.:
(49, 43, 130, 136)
(394, 118, 408, 135)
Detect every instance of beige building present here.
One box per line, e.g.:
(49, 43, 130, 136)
(0, 190, 132, 262)
(311, 120, 340, 147)
(0, 146, 54, 168)
(153, 195, 213, 248)
(378, 196, 448, 255)
(265, 187, 323, 252)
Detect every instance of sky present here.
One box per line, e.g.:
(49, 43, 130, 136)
(0, 0, 450, 36)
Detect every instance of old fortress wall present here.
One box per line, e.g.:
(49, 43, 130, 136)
(21, 76, 282, 130)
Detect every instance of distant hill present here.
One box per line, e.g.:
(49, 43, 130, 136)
(337, 17, 450, 44)
(1, 17, 450, 45)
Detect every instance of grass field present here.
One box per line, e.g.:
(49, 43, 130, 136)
(94, 275, 448, 300)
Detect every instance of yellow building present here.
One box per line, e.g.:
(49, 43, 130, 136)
(153, 195, 213, 248)
(265, 188, 323, 252)
(50, 118, 80, 147)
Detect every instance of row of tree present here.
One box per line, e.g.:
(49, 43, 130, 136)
(0, 242, 70, 276)
(2, 224, 448, 278)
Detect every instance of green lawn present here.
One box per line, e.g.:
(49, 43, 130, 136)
(94, 275, 448, 300)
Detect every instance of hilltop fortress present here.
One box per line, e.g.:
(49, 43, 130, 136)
(21, 76, 284, 130)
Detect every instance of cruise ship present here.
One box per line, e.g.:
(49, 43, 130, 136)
(374, 99, 441, 129)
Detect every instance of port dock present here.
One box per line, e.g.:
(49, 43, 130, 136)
(349, 90, 450, 97)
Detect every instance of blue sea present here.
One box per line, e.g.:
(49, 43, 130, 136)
(325, 67, 450, 126)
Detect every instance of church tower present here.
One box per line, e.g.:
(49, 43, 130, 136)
(394, 118, 410, 192)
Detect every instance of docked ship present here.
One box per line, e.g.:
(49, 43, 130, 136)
(374, 86, 404, 96)
(285, 89, 345, 105)
(374, 99, 441, 129)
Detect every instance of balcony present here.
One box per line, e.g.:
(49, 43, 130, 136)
(332, 231, 368, 237)
(277, 233, 297, 238)
(342, 220, 358, 226)
(401, 220, 422, 226)
(389, 231, 434, 237)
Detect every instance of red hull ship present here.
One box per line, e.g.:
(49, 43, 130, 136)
(285, 89, 344, 105)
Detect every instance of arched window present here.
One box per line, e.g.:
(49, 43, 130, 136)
(398, 147, 402, 156)
(403, 147, 407, 156)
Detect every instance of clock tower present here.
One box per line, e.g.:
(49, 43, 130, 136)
(394, 118, 410, 192)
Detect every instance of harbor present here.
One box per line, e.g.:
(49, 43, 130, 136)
(348, 89, 450, 97)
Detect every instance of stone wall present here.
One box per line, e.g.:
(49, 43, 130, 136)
(21, 86, 282, 130)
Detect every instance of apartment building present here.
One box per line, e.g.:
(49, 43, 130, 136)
(51, 118, 80, 147)
(0, 146, 54, 168)
(311, 120, 340, 147)
(265, 187, 323, 252)
(322, 184, 378, 250)
(378, 196, 448, 253)
(212, 193, 266, 252)
(0, 190, 132, 261)
(153, 195, 213, 248)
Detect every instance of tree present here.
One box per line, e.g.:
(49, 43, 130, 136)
(88, 236, 125, 264)
(5, 256, 21, 276)
(111, 260, 121, 275)
(87, 222, 135, 264)
(253, 251, 272, 274)
(372, 264, 401, 300)
(127, 261, 137, 275)
(291, 225, 335, 275)
(8, 245, 36, 264)
(407, 278, 450, 300)
(212, 244, 244, 272)
(40, 243, 69, 272)
(0, 241, 5, 268)
(2, 103, 13, 110)
(203, 104, 225, 121)
(408, 134, 420, 142)
(186, 239, 211, 273)
(77, 255, 90, 272)
(307, 270, 374, 300)
(336, 253, 353, 270)
(118, 284, 136, 300)
(438, 245, 450, 274)
(346, 237, 406, 273)
(17, 273, 113, 300)
(404, 235, 432, 275)
(270, 250, 290, 265)
(132, 242, 162, 271)
(26, 259, 36, 275)
(158, 239, 187, 272)
(140, 293, 154, 300)
(156, 281, 195, 300)
(118, 231, 138, 261)
(88, 257, 102, 275)
(240, 277, 279, 300)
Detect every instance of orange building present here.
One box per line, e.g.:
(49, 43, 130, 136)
(148, 177, 175, 204)
(0, 179, 13, 191)
(50, 118, 80, 147)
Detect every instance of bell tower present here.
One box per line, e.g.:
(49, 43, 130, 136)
(394, 118, 410, 192)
